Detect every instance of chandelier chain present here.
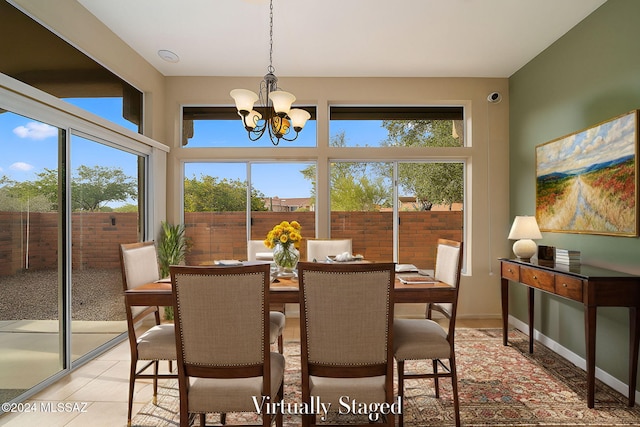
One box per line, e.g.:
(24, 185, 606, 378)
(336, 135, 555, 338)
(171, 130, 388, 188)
(268, 0, 274, 74)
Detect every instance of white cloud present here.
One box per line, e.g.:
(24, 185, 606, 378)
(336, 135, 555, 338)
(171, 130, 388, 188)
(9, 162, 34, 172)
(13, 122, 58, 140)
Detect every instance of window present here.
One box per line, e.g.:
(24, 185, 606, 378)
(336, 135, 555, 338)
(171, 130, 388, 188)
(183, 161, 315, 263)
(329, 106, 464, 147)
(179, 105, 466, 272)
(183, 106, 317, 148)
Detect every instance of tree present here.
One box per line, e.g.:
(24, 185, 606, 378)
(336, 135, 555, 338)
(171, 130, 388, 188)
(0, 173, 54, 212)
(382, 120, 464, 209)
(184, 175, 267, 212)
(300, 131, 392, 211)
(0, 166, 137, 212)
(71, 165, 137, 211)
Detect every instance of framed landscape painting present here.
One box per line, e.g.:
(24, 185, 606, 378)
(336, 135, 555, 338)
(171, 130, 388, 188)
(536, 110, 638, 236)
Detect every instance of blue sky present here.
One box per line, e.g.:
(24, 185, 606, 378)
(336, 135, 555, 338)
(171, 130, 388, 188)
(1, 98, 389, 200)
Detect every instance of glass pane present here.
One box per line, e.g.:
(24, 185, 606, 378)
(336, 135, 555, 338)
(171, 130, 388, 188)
(0, 112, 63, 401)
(250, 163, 316, 258)
(69, 135, 139, 362)
(184, 163, 248, 263)
(330, 107, 464, 148)
(397, 162, 464, 269)
(329, 161, 393, 262)
(183, 107, 317, 148)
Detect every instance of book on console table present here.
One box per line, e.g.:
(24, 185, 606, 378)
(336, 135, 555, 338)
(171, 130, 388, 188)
(555, 248, 580, 265)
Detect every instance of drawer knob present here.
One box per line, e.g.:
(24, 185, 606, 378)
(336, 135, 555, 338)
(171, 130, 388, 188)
(533, 275, 538, 280)
(508, 268, 513, 273)
(562, 283, 568, 287)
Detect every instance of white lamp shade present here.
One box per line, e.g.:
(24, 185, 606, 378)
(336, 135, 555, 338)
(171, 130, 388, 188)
(242, 110, 262, 129)
(508, 216, 542, 240)
(268, 90, 295, 114)
(230, 89, 259, 113)
(287, 108, 311, 130)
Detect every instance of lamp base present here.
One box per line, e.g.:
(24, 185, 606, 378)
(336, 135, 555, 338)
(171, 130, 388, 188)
(512, 239, 537, 260)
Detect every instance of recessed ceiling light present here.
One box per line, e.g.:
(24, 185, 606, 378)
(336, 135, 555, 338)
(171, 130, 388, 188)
(158, 49, 179, 63)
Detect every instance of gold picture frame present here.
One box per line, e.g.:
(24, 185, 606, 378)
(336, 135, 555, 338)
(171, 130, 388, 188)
(535, 110, 639, 236)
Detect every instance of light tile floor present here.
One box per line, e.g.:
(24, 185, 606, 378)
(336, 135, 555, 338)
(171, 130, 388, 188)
(0, 317, 500, 426)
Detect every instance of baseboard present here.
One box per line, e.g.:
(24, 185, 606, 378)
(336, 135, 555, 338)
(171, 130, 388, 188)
(508, 315, 640, 404)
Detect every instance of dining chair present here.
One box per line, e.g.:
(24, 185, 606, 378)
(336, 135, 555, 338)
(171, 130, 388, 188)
(170, 264, 284, 427)
(247, 239, 274, 261)
(305, 238, 352, 262)
(247, 239, 285, 353)
(298, 261, 396, 427)
(119, 241, 177, 427)
(393, 239, 463, 427)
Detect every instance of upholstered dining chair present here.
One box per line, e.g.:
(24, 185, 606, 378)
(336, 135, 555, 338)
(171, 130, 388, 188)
(247, 240, 285, 353)
(119, 241, 177, 427)
(170, 264, 284, 427)
(305, 238, 352, 262)
(393, 239, 464, 427)
(247, 239, 274, 261)
(298, 261, 396, 427)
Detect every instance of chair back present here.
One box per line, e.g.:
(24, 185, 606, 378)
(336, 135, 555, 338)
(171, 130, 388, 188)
(306, 238, 352, 261)
(170, 264, 270, 374)
(247, 239, 274, 261)
(298, 261, 395, 371)
(120, 241, 160, 291)
(432, 239, 463, 323)
(120, 241, 161, 320)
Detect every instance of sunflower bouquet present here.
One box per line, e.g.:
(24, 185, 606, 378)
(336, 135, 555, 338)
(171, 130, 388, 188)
(264, 220, 302, 249)
(265, 220, 302, 270)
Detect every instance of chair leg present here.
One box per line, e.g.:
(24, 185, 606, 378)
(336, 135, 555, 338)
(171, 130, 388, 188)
(450, 356, 461, 427)
(397, 360, 405, 427)
(220, 412, 226, 425)
(153, 360, 159, 403)
(127, 361, 136, 426)
(278, 334, 284, 354)
(200, 413, 206, 426)
(432, 359, 440, 398)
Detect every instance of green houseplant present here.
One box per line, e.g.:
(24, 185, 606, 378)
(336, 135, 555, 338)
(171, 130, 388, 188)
(157, 221, 189, 320)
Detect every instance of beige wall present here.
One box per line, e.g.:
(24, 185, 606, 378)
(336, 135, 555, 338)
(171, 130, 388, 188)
(14, 0, 512, 319)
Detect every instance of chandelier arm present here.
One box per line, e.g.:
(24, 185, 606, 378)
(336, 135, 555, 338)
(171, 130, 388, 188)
(277, 130, 300, 142)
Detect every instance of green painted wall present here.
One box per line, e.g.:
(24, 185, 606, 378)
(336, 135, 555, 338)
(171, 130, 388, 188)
(509, 0, 640, 391)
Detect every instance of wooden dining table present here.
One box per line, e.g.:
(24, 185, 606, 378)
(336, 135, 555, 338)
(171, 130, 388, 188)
(124, 273, 455, 307)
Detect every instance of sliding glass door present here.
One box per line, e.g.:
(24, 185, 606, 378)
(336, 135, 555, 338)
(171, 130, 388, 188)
(0, 112, 64, 402)
(69, 134, 141, 362)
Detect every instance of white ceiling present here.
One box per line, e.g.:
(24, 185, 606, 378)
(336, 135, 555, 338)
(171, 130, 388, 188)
(77, 0, 606, 78)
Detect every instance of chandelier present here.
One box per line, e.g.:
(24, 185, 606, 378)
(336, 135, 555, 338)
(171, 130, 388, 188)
(230, 0, 310, 146)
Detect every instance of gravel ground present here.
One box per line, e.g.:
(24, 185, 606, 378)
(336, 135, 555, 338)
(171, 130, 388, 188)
(0, 268, 126, 321)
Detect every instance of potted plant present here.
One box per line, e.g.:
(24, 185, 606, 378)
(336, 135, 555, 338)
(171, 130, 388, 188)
(157, 221, 189, 320)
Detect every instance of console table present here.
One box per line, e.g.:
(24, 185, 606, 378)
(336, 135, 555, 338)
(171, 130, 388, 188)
(499, 258, 640, 408)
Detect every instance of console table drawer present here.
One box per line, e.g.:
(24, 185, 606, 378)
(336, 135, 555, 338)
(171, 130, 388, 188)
(520, 266, 554, 292)
(555, 274, 584, 301)
(501, 263, 520, 281)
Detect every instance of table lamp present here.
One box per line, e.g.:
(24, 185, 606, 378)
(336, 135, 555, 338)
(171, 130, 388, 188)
(508, 215, 542, 260)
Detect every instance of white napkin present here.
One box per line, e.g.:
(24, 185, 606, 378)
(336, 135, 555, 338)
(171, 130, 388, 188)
(335, 251, 353, 262)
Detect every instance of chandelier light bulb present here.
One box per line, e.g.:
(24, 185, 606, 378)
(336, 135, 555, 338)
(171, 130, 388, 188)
(288, 108, 311, 131)
(268, 91, 296, 115)
(230, 89, 259, 114)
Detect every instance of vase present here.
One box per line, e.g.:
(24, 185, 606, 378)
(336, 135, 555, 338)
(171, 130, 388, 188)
(273, 243, 300, 274)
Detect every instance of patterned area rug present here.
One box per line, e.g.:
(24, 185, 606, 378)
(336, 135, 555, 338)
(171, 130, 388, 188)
(131, 328, 640, 426)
